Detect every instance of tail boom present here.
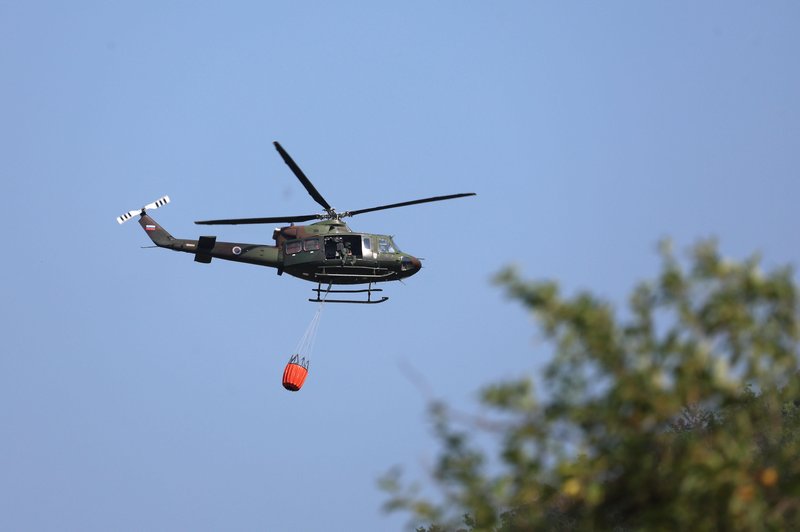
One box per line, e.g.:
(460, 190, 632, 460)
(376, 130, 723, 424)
(138, 214, 280, 269)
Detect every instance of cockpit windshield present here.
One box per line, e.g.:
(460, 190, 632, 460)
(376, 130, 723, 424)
(378, 237, 399, 254)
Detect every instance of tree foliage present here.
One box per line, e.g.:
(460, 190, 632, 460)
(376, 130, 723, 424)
(382, 241, 800, 531)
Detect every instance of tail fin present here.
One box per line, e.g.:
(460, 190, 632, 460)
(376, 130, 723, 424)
(117, 195, 175, 247)
(139, 213, 175, 247)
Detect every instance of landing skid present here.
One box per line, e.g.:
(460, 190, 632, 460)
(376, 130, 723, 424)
(309, 283, 389, 304)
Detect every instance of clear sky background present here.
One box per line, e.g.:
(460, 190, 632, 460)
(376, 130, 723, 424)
(2, 2, 799, 530)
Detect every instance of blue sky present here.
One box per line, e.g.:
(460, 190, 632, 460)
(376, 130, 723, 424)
(1, 2, 798, 530)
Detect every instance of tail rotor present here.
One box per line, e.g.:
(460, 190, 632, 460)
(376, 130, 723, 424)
(116, 195, 170, 224)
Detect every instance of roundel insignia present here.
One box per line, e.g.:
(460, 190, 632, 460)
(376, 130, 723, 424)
(232, 246, 242, 255)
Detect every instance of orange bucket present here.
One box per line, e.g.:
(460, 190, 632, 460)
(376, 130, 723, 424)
(282, 354, 309, 391)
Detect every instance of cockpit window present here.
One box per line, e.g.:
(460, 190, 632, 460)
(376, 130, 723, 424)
(304, 238, 320, 251)
(378, 238, 396, 254)
(285, 241, 302, 254)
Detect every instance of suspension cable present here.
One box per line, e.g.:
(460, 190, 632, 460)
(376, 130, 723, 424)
(293, 289, 329, 361)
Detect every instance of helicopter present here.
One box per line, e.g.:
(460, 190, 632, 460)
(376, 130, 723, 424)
(117, 141, 476, 304)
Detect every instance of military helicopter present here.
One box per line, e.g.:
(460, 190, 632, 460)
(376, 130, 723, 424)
(118, 142, 476, 303)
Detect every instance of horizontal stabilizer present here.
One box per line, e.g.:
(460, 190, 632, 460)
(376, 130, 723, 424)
(195, 235, 216, 263)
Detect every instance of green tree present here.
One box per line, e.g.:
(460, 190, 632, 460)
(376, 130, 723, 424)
(382, 241, 800, 531)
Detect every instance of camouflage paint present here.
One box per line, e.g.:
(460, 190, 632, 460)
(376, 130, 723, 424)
(139, 214, 421, 285)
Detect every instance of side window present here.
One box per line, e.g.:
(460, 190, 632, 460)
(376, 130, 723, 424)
(363, 237, 371, 251)
(285, 241, 302, 254)
(304, 238, 320, 251)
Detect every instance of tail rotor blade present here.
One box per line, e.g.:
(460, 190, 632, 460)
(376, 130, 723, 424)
(116, 195, 171, 224)
(116, 210, 141, 224)
(143, 195, 170, 211)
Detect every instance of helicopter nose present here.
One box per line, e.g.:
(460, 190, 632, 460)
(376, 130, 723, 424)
(401, 256, 422, 275)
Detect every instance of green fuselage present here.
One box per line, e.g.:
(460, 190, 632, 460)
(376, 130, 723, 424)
(139, 215, 421, 285)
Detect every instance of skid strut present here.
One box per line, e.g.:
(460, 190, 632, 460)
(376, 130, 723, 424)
(309, 282, 389, 304)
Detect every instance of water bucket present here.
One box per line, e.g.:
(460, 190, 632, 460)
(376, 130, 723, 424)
(282, 354, 309, 391)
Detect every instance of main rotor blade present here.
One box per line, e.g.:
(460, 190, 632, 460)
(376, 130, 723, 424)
(273, 141, 332, 212)
(195, 214, 320, 225)
(345, 192, 476, 217)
